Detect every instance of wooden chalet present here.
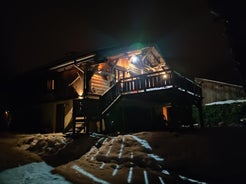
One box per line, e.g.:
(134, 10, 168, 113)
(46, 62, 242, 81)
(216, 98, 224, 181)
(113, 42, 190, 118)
(9, 43, 203, 134)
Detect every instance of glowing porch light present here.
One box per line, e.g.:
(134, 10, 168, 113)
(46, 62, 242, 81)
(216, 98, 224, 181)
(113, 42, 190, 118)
(4, 110, 9, 116)
(131, 55, 139, 63)
(76, 88, 83, 97)
(163, 72, 168, 79)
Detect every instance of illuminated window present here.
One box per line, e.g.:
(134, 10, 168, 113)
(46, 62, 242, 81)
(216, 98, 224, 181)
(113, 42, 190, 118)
(47, 79, 55, 91)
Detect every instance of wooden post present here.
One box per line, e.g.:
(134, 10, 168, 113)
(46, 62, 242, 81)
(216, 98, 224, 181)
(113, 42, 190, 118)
(72, 100, 76, 134)
(99, 119, 103, 132)
(198, 100, 204, 127)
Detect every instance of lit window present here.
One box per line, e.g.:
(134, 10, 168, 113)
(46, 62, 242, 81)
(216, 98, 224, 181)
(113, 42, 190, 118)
(47, 79, 55, 91)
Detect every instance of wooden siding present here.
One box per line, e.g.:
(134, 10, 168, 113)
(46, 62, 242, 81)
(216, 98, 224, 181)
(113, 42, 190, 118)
(195, 78, 246, 105)
(90, 73, 111, 95)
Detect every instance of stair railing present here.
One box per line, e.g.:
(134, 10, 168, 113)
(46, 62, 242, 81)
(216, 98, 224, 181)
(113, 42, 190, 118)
(99, 69, 201, 116)
(100, 81, 121, 115)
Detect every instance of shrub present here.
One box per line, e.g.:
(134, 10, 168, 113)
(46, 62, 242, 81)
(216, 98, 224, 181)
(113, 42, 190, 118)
(192, 102, 246, 127)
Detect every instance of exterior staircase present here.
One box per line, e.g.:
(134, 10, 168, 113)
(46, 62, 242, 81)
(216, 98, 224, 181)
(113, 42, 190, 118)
(68, 69, 201, 135)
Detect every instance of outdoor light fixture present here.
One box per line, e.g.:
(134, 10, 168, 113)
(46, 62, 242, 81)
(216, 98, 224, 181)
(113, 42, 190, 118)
(77, 91, 83, 97)
(163, 72, 168, 79)
(131, 55, 139, 64)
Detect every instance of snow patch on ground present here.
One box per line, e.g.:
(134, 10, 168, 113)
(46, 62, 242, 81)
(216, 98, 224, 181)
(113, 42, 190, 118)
(0, 162, 71, 184)
(16, 133, 73, 156)
(2, 132, 208, 183)
(53, 134, 207, 184)
(205, 99, 246, 106)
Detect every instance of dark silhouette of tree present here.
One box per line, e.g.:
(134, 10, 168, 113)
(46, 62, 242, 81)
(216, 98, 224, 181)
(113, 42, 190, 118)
(208, 0, 246, 92)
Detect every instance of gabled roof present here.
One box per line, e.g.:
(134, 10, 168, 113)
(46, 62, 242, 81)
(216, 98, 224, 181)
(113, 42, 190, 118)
(47, 42, 166, 71)
(195, 77, 244, 89)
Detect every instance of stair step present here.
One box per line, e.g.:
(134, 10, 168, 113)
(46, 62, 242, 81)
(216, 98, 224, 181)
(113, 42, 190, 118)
(75, 117, 86, 120)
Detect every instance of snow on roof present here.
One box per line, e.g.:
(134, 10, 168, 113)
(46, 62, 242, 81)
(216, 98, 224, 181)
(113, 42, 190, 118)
(205, 99, 246, 106)
(195, 77, 244, 88)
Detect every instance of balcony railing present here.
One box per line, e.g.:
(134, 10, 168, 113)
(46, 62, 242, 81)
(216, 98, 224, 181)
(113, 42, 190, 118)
(120, 70, 201, 97)
(121, 70, 173, 94)
(98, 70, 201, 115)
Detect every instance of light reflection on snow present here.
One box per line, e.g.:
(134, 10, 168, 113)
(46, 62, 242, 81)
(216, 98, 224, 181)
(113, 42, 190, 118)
(72, 165, 110, 184)
(118, 136, 125, 159)
(179, 175, 207, 184)
(159, 176, 165, 184)
(74, 134, 207, 184)
(14, 132, 210, 184)
(106, 145, 112, 156)
(147, 153, 164, 162)
(131, 135, 152, 150)
(162, 170, 170, 175)
(127, 152, 134, 183)
(95, 137, 106, 148)
(130, 152, 134, 159)
(90, 132, 105, 138)
(127, 167, 133, 183)
(143, 170, 149, 184)
(112, 164, 119, 176)
(100, 162, 105, 169)
(90, 149, 99, 161)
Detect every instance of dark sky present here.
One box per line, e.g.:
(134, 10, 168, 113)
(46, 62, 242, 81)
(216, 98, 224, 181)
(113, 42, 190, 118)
(0, 0, 244, 85)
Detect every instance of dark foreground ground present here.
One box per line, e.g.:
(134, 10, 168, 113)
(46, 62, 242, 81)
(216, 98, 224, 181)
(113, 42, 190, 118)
(0, 127, 245, 184)
(136, 128, 246, 184)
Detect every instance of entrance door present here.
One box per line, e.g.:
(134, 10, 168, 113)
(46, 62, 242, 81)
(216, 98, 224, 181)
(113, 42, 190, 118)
(162, 106, 170, 121)
(56, 104, 65, 132)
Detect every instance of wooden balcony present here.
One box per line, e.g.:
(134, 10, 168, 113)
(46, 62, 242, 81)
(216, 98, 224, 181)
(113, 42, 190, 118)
(72, 69, 202, 134)
(98, 69, 201, 115)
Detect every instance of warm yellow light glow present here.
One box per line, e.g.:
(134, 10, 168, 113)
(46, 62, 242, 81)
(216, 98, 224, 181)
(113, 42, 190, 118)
(64, 107, 73, 128)
(70, 76, 83, 97)
(77, 90, 83, 97)
(162, 106, 169, 121)
(98, 63, 106, 70)
(162, 71, 169, 79)
(4, 111, 8, 115)
(116, 58, 130, 69)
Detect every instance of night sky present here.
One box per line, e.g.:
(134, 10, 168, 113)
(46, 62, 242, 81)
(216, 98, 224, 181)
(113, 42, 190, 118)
(0, 0, 245, 85)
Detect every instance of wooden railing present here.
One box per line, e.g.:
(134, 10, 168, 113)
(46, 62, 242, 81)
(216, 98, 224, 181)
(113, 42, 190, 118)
(71, 70, 201, 134)
(121, 70, 173, 93)
(172, 71, 201, 97)
(98, 69, 201, 115)
(100, 81, 121, 115)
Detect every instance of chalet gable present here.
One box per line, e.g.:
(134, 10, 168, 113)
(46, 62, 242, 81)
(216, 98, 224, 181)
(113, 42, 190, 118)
(47, 43, 171, 97)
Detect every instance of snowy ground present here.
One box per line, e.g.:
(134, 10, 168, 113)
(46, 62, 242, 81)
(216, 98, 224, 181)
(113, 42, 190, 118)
(0, 162, 71, 184)
(0, 128, 246, 183)
(53, 133, 207, 184)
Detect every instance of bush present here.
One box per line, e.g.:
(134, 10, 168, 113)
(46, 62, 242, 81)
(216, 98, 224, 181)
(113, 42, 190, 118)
(192, 102, 246, 127)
